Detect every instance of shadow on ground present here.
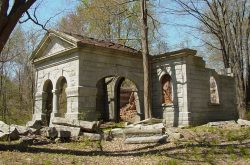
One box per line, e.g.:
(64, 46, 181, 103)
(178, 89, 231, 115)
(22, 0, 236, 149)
(0, 141, 249, 163)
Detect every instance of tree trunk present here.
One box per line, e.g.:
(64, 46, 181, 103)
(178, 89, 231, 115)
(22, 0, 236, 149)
(0, 0, 36, 54)
(140, 0, 152, 119)
(234, 66, 246, 119)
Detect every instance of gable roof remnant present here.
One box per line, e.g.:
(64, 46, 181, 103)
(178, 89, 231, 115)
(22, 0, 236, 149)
(31, 30, 141, 61)
(62, 31, 140, 54)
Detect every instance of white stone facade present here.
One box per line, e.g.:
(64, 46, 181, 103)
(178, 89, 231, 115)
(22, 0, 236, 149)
(31, 31, 237, 127)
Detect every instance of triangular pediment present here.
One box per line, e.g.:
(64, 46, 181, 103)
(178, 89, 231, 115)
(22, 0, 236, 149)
(31, 31, 78, 60)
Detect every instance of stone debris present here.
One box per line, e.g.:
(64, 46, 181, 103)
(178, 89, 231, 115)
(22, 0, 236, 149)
(123, 122, 166, 144)
(52, 117, 99, 132)
(206, 120, 237, 127)
(110, 128, 124, 138)
(40, 127, 58, 138)
(81, 132, 102, 141)
(54, 125, 81, 137)
(124, 128, 164, 138)
(124, 135, 168, 144)
(237, 119, 250, 126)
(57, 130, 71, 138)
(26, 120, 42, 130)
(0, 119, 102, 143)
(19, 136, 51, 145)
(0, 121, 19, 140)
(133, 118, 163, 125)
(165, 128, 184, 141)
(11, 124, 29, 135)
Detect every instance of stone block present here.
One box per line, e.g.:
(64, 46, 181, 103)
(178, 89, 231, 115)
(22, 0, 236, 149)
(237, 119, 250, 126)
(124, 135, 168, 144)
(58, 130, 71, 138)
(40, 127, 58, 138)
(81, 132, 102, 141)
(26, 120, 42, 130)
(11, 125, 29, 135)
(54, 125, 81, 137)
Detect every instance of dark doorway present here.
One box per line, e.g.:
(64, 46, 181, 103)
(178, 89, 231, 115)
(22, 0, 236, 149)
(43, 80, 53, 126)
(57, 77, 67, 117)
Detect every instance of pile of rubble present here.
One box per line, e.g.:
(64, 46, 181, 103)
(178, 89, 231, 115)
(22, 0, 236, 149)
(0, 117, 102, 144)
(1, 117, 250, 145)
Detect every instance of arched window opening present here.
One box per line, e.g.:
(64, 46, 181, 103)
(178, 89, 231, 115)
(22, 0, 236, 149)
(42, 79, 53, 126)
(161, 74, 173, 105)
(56, 77, 67, 117)
(210, 76, 219, 104)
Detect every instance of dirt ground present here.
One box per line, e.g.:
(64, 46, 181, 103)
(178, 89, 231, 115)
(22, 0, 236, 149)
(0, 125, 250, 165)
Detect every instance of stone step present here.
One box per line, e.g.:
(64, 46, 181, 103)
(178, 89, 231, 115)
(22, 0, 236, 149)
(124, 135, 168, 144)
(124, 128, 164, 138)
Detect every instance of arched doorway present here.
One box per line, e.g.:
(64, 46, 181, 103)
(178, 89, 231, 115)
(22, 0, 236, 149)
(96, 76, 140, 123)
(56, 77, 67, 117)
(116, 78, 139, 123)
(43, 79, 53, 126)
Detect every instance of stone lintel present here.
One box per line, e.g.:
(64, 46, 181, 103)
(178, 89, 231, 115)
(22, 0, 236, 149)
(65, 86, 97, 97)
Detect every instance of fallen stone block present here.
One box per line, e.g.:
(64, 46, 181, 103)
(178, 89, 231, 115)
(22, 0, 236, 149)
(54, 125, 81, 137)
(19, 136, 35, 145)
(124, 127, 164, 138)
(57, 130, 71, 138)
(237, 119, 250, 126)
(82, 132, 102, 141)
(133, 118, 163, 125)
(40, 127, 58, 138)
(0, 121, 19, 140)
(124, 135, 168, 144)
(28, 128, 39, 135)
(11, 125, 29, 135)
(26, 120, 42, 130)
(111, 128, 124, 138)
(126, 123, 165, 130)
(52, 117, 98, 132)
(207, 120, 236, 127)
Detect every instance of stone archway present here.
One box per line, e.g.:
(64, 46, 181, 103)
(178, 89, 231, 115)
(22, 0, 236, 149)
(116, 78, 139, 123)
(42, 79, 53, 126)
(96, 76, 140, 123)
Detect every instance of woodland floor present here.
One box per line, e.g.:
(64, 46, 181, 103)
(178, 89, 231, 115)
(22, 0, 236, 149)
(0, 125, 250, 165)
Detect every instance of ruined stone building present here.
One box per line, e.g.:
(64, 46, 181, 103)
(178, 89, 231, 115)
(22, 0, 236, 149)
(30, 30, 237, 127)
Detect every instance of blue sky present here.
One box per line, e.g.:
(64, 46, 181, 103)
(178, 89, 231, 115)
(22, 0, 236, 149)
(20, 0, 201, 51)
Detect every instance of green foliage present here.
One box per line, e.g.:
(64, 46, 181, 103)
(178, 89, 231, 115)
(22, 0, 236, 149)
(57, 0, 165, 54)
(0, 26, 34, 125)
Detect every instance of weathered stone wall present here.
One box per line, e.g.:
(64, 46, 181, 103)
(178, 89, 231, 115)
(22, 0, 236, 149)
(186, 56, 237, 125)
(77, 47, 144, 121)
(151, 55, 189, 127)
(151, 50, 237, 127)
(33, 51, 80, 121)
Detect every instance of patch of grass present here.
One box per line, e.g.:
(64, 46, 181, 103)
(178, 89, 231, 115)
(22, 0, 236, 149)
(226, 146, 235, 154)
(166, 159, 178, 165)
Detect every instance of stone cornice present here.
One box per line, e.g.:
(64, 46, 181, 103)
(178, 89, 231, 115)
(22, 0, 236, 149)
(33, 47, 79, 67)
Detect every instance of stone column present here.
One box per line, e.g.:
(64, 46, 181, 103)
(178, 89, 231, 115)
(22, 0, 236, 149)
(51, 89, 60, 118)
(32, 91, 46, 121)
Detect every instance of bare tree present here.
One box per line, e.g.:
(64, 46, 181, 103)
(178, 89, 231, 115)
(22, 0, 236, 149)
(173, 0, 250, 118)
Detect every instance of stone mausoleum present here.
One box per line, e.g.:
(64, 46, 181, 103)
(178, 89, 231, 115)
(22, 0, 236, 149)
(30, 30, 237, 127)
